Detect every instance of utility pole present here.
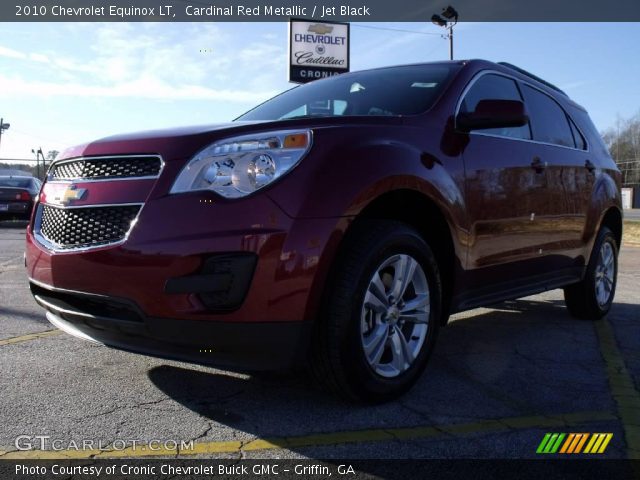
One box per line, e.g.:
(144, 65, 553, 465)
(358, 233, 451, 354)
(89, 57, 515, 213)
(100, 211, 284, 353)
(31, 148, 44, 179)
(38, 148, 45, 178)
(432, 6, 458, 60)
(32, 149, 39, 179)
(0, 118, 10, 154)
(38, 148, 45, 179)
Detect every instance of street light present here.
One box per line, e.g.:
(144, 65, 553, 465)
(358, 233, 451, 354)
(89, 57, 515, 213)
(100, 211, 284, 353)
(0, 118, 10, 154)
(432, 5, 458, 60)
(431, 14, 447, 27)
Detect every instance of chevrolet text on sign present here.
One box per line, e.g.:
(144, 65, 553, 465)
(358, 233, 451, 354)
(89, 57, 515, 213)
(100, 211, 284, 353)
(289, 19, 350, 83)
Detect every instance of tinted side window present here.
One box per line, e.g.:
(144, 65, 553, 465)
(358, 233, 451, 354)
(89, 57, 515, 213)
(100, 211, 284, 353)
(460, 74, 531, 140)
(570, 106, 610, 158)
(521, 85, 574, 148)
(569, 117, 587, 150)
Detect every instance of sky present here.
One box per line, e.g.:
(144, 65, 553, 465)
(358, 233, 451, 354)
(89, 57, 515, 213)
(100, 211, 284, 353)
(0, 21, 639, 160)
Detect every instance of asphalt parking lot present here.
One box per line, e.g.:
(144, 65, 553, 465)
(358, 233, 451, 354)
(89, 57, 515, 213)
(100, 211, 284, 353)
(0, 221, 638, 460)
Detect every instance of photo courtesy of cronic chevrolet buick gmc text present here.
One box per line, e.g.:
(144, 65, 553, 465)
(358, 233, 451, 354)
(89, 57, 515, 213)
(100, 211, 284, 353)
(25, 60, 622, 402)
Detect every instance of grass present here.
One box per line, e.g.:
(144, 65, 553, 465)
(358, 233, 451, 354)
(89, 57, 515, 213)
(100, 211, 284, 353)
(623, 220, 640, 247)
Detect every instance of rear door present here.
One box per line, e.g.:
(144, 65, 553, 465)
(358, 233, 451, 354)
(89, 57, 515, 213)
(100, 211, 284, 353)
(518, 84, 593, 268)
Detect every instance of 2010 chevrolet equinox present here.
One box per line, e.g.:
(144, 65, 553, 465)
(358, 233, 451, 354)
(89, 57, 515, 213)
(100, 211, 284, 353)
(26, 60, 622, 401)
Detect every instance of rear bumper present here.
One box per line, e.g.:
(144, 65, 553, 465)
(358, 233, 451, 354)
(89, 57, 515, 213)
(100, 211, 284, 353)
(31, 280, 311, 370)
(0, 201, 32, 218)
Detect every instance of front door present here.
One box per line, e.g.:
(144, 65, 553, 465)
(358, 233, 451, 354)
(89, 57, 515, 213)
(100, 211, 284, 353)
(458, 73, 549, 281)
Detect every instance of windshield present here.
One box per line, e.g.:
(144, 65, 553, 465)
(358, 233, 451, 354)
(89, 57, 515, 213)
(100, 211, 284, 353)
(0, 177, 32, 188)
(237, 64, 459, 121)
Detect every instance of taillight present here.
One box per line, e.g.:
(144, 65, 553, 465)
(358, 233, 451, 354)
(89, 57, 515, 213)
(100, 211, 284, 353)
(16, 192, 31, 201)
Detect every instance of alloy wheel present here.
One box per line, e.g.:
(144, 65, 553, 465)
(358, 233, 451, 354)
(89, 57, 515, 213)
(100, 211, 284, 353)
(360, 254, 430, 378)
(594, 241, 615, 307)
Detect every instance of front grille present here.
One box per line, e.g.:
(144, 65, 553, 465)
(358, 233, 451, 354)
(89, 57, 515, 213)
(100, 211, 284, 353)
(39, 204, 141, 249)
(49, 156, 161, 180)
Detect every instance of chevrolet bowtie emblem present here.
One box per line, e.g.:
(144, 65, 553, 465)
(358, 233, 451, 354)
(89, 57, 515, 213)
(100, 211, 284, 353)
(56, 185, 87, 206)
(308, 24, 333, 35)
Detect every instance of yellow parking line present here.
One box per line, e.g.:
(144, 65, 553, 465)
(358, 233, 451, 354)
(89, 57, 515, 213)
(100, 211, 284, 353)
(0, 329, 61, 346)
(0, 410, 616, 459)
(595, 318, 640, 459)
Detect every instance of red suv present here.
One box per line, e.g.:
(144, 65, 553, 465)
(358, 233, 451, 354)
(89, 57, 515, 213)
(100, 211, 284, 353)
(26, 60, 622, 401)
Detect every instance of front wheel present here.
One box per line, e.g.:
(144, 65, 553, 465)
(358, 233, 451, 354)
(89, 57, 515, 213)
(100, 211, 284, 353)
(310, 220, 442, 402)
(564, 226, 618, 320)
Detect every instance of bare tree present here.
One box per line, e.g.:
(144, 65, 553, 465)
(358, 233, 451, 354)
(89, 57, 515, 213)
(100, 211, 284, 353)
(602, 111, 640, 186)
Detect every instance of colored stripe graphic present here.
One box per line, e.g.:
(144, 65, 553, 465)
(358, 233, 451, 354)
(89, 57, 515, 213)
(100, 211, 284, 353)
(544, 433, 559, 453)
(538, 433, 612, 454)
(574, 433, 589, 453)
(537, 433, 565, 453)
(559, 433, 575, 453)
(584, 433, 614, 454)
(550, 433, 565, 453)
(536, 433, 552, 453)
(567, 433, 589, 453)
(588, 434, 605, 453)
(560, 433, 588, 453)
(597, 433, 613, 453)
(584, 434, 598, 453)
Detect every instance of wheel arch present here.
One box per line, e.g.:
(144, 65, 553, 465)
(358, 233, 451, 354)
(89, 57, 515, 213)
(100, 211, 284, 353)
(584, 171, 622, 253)
(316, 188, 461, 326)
(599, 206, 623, 250)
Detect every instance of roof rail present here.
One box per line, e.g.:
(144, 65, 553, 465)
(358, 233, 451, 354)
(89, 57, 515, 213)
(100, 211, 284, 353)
(497, 62, 567, 97)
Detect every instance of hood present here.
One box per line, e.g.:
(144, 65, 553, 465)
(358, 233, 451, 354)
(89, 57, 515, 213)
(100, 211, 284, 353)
(57, 121, 269, 161)
(57, 116, 404, 162)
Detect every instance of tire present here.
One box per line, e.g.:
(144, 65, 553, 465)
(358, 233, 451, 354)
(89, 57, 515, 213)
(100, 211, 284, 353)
(310, 220, 442, 403)
(564, 226, 618, 320)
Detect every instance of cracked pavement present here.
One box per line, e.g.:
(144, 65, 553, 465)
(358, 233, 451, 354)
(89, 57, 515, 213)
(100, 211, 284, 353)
(0, 222, 638, 459)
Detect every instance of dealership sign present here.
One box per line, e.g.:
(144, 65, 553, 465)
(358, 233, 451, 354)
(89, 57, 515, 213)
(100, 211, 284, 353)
(288, 19, 350, 83)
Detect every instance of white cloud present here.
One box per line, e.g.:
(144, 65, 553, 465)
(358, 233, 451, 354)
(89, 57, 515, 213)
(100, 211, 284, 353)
(559, 80, 593, 91)
(0, 73, 276, 102)
(28, 53, 49, 63)
(0, 23, 284, 103)
(0, 45, 26, 59)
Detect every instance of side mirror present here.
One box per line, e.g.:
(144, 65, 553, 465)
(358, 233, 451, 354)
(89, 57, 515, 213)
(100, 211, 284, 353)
(456, 99, 529, 132)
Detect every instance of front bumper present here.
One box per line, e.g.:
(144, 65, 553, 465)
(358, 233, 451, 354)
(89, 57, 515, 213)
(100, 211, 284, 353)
(27, 192, 326, 322)
(26, 189, 343, 369)
(31, 280, 311, 370)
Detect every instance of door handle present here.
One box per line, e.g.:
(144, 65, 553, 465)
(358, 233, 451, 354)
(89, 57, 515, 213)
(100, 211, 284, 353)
(585, 160, 596, 173)
(531, 157, 546, 173)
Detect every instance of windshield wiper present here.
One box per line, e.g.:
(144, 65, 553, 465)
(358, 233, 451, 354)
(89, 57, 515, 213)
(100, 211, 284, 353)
(282, 113, 335, 120)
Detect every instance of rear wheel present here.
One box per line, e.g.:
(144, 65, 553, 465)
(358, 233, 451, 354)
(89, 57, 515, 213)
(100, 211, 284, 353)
(564, 226, 618, 320)
(310, 220, 442, 402)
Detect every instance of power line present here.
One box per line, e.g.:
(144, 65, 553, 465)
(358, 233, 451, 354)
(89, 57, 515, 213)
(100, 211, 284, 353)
(351, 24, 442, 36)
(9, 128, 73, 147)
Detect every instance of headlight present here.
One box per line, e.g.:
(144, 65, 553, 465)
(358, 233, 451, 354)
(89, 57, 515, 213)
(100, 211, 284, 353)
(170, 129, 312, 198)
